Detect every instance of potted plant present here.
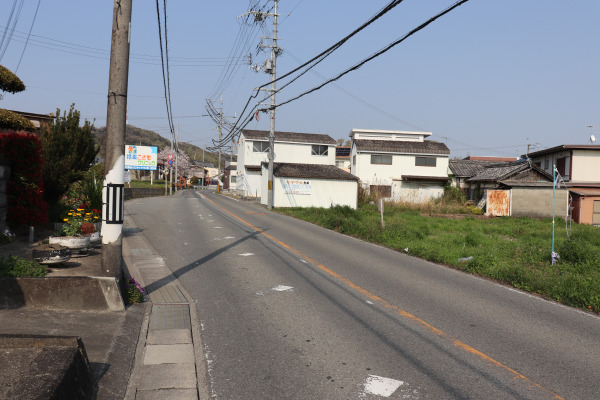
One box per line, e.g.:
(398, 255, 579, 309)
(49, 208, 91, 252)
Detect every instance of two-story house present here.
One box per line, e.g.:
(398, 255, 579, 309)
(525, 144, 600, 225)
(349, 129, 450, 203)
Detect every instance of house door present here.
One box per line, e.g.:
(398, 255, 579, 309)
(593, 200, 600, 225)
(556, 157, 566, 177)
(487, 190, 510, 216)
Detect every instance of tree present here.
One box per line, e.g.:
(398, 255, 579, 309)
(0, 65, 34, 131)
(157, 146, 191, 178)
(40, 104, 98, 208)
(336, 138, 351, 147)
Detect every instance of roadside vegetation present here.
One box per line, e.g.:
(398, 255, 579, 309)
(0, 256, 48, 278)
(276, 187, 600, 313)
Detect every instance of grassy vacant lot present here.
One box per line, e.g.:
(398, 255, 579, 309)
(277, 203, 600, 313)
(128, 179, 166, 189)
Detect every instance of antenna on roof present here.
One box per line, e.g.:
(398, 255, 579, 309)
(588, 126, 597, 144)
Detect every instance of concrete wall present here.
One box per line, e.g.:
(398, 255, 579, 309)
(573, 195, 600, 225)
(510, 187, 569, 218)
(0, 277, 124, 310)
(392, 181, 444, 203)
(124, 187, 164, 201)
(571, 150, 600, 182)
(272, 177, 357, 209)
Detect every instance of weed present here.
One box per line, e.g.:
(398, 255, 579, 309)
(0, 256, 48, 277)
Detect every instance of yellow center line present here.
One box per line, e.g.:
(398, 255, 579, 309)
(201, 194, 566, 400)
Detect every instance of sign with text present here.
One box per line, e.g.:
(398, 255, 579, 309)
(282, 179, 311, 195)
(125, 145, 158, 170)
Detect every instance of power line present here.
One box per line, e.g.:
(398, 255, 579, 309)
(155, 0, 175, 136)
(217, 0, 409, 147)
(275, 0, 470, 110)
(1, 24, 248, 66)
(15, 0, 41, 72)
(0, 0, 25, 62)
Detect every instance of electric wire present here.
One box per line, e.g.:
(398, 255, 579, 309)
(15, 0, 41, 72)
(1, 24, 247, 66)
(217, 0, 409, 146)
(274, 0, 471, 110)
(155, 0, 175, 136)
(0, 0, 25, 62)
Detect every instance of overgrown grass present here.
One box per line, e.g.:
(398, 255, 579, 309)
(0, 256, 48, 277)
(276, 203, 600, 313)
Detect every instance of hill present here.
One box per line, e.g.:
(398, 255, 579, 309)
(92, 125, 234, 168)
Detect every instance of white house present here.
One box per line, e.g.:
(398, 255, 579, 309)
(260, 162, 359, 209)
(236, 129, 336, 198)
(349, 129, 450, 203)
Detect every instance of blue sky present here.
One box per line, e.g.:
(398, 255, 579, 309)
(2, 0, 599, 158)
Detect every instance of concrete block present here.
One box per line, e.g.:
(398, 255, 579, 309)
(135, 388, 198, 400)
(138, 364, 196, 390)
(146, 329, 192, 345)
(143, 344, 195, 365)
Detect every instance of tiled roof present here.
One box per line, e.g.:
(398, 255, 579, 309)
(242, 129, 336, 145)
(467, 160, 552, 182)
(449, 160, 509, 177)
(354, 139, 450, 155)
(262, 162, 359, 181)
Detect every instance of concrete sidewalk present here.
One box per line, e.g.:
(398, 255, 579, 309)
(122, 215, 210, 399)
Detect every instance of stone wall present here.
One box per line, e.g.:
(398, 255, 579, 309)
(124, 187, 164, 201)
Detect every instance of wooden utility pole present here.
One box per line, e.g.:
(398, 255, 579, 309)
(102, 0, 132, 282)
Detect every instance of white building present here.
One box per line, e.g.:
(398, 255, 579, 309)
(260, 162, 359, 209)
(236, 129, 337, 198)
(350, 129, 450, 203)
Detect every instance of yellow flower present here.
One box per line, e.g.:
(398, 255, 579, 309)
(67, 212, 73, 216)
(63, 218, 69, 222)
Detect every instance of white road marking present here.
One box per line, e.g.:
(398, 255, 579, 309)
(300, 259, 307, 263)
(256, 285, 294, 296)
(272, 285, 293, 292)
(238, 253, 254, 257)
(214, 226, 222, 229)
(363, 375, 404, 397)
(224, 236, 235, 239)
(366, 300, 374, 305)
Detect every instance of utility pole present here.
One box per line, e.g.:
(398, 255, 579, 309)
(218, 95, 223, 192)
(244, 0, 281, 209)
(175, 123, 179, 191)
(102, 0, 132, 282)
(267, 0, 279, 209)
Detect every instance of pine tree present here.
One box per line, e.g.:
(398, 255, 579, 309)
(40, 104, 98, 207)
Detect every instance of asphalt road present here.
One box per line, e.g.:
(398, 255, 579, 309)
(126, 189, 600, 400)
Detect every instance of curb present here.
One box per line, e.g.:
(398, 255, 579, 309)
(122, 214, 210, 399)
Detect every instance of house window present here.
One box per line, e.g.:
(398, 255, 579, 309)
(353, 155, 356, 165)
(371, 154, 392, 165)
(230, 176, 237, 183)
(311, 145, 328, 156)
(336, 160, 345, 168)
(370, 185, 391, 198)
(544, 159, 549, 169)
(253, 141, 270, 153)
(415, 156, 436, 167)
